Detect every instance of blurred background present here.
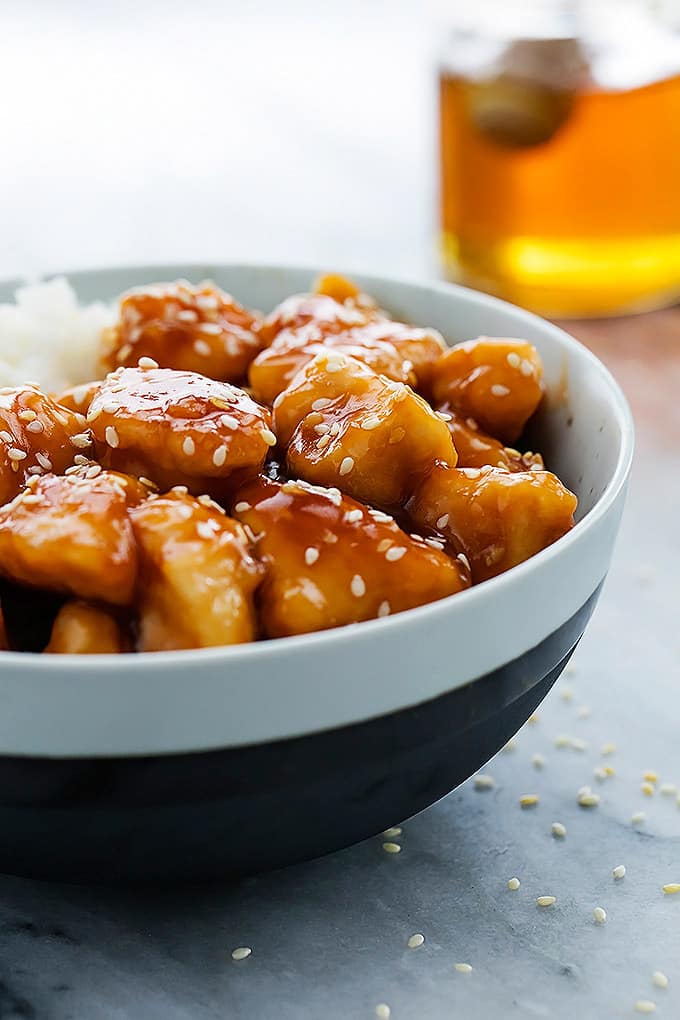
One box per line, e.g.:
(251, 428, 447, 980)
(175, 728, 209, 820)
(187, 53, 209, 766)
(2, 0, 680, 316)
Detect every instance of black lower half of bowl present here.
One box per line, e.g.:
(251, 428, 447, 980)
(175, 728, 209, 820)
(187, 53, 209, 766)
(0, 585, 602, 883)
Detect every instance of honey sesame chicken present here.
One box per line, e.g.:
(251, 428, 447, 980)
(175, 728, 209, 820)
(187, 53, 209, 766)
(273, 352, 457, 508)
(45, 601, 129, 654)
(231, 476, 469, 638)
(441, 409, 544, 472)
(431, 338, 544, 444)
(0, 385, 93, 507)
(0, 472, 137, 604)
(249, 318, 445, 405)
(87, 366, 275, 494)
(407, 463, 576, 583)
(100, 280, 263, 383)
(55, 380, 102, 415)
(130, 490, 262, 651)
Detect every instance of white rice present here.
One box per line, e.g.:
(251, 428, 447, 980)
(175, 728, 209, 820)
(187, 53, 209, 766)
(0, 277, 114, 394)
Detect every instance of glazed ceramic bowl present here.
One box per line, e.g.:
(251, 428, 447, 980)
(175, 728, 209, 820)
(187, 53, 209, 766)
(0, 264, 633, 881)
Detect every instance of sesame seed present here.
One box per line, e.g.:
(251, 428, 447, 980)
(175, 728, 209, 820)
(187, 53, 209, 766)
(86, 407, 101, 422)
(304, 547, 319, 565)
(641, 782, 655, 797)
(339, 456, 354, 476)
(508, 877, 521, 891)
(213, 445, 228, 467)
(382, 842, 401, 854)
(70, 432, 92, 448)
(527, 713, 539, 725)
(369, 510, 393, 523)
(503, 738, 517, 752)
(551, 822, 567, 838)
(662, 883, 680, 894)
(314, 423, 330, 435)
(520, 359, 535, 377)
(457, 552, 471, 569)
(407, 933, 424, 949)
(260, 428, 277, 447)
(643, 771, 658, 783)
(0, 430, 13, 443)
(473, 774, 495, 790)
(532, 753, 545, 769)
(361, 415, 381, 431)
(634, 1001, 656, 1014)
(329, 422, 341, 437)
(18, 409, 37, 422)
(105, 426, 119, 448)
(383, 827, 402, 838)
(455, 963, 472, 974)
(26, 466, 43, 475)
(21, 494, 42, 506)
(172, 485, 189, 495)
(220, 414, 239, 430)
(427, 538, 446, 551)
(180, 435, 196, 458)
(375, 1004, 391, 1019)
(519, 794, 539, 807)
(234, 501, 251, 513)
(436, 410, 452, 421)
(461, 467, 481, 479)
(193, 340, 211, 357)
(316, 433, 331, 450)
(632, 811, 646, 825)
(601, 742, 617, 755)
(385, 546, 407, 562)
(196, 294, 218, 311)
(592, 906, 607, 924)
(436, 513, 449, 529)
(578, 787, 600, 807)
(536, 896, 556, 907)
(660, 783, 677, 796)
(344, 509, 363, 523)
(378, 600, 391, 618)
(231, 947, 251, 961)
(85, 464, 102, 478)
(199, 322, 222, 335)
(73, 454, 90, 466)
(177, 309, 198, 322)
(312, 398, 332, 411)
(613, 865, 626, 879)
(350, 574, 366, 597)
(7, 448, 27, 461)
(506, 351, 521, 368)
(560, 687, 574, 702)
(137, 356, 159, 369)
(64, 464, 80, 475)
(576, 705, 592, 718)
(491, 384, 510, 397)
(325, 355, 345, 373)
(102, 401, 118, 414)
(553, 733, 571, 748)
(593, 767, 608, 781)
(652, 972, 669, 989)
(466, 417, 478, 430)
(571, 737, 587, 751)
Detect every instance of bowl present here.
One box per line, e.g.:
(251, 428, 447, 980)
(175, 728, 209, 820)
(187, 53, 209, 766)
(0, 264, 633, 882)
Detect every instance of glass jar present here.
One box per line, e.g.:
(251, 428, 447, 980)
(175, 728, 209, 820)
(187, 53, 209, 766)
(438, 0, 680, 316)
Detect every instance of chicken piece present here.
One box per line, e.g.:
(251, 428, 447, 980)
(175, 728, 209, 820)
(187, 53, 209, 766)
(407, 463, 577, 583)
(130, 490, 262, 651)
(249, 326, 413, 406)
(87, 366, 275, 493)
(250, 316, 445, 406)
(259, 291, 377, 346)
(0, 385, 93, 507)
(431, 338, 544, 443)
(232, 476, 469, 637)
(45, 601, 129, 654)
(55, 380, 102, 415)
(100, 280, 262, 383)
(0, 472, 137, 604)
(441, 409, 544, 472)
(273, 352, 456, 508)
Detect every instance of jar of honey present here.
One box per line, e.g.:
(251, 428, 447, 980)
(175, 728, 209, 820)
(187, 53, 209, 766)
(438, 0, 680, 316)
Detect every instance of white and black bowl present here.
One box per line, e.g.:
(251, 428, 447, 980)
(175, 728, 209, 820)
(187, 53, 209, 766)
(0, 265, 633, 882)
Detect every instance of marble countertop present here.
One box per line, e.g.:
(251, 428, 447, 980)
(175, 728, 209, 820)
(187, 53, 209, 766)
(1, 3, 678, 1017)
